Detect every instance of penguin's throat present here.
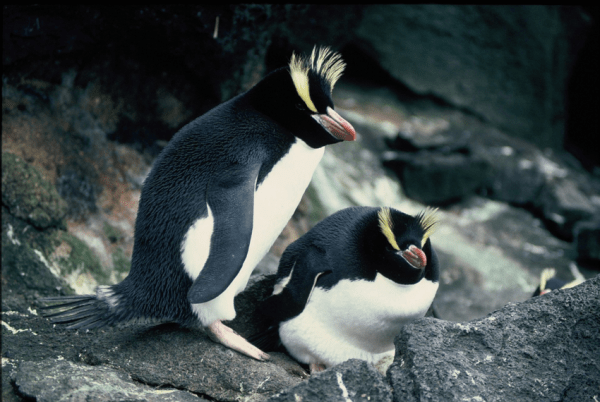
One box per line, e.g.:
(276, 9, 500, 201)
(400, 245, 427, 269)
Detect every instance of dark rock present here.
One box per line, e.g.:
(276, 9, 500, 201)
(268, 359, 393, 402)
(70, 325, 303, 402)
(1, 227, 66, 298)
(2, 273, 305, 402)
(386, 128, 471, 154)
(14, 359, 205, 402)
(356, 5, 591, 150)
(1, 152, 67, 230)
(384, 150, 491, 205)
(230, 274, 278, 338)
(388, 275, 600, 402)
(475, 144, 547, 205)
(56, 169, 100, 220)
(574, 216, 600, 265)
(535, 178, 596, 241)
(384, 123, 600, 242)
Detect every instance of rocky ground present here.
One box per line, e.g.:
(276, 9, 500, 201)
(3, 77, 600, 401)
(3, 5, 599, 402)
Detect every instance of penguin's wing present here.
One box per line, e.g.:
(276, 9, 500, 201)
(261, 245, 332, 324)
(188, 162, 260, 304)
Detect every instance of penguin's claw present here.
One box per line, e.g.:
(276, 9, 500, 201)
(208, 320, 270, 361)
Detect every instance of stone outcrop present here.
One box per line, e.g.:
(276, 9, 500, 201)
(383, 125, 600, 257)
(388, 275, 600, 402)
(355, 5, 591, 150)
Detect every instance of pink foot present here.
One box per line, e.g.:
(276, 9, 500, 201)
(309, 362, 327, 374)
(207, 320, 270, 361)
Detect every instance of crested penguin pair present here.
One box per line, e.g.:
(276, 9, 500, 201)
(41, 46, 356, 360)
(252, 206, 441, 372)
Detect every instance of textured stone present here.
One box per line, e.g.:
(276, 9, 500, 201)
(574, 216, 600, 264)
(14, 359, 205, 402)
(268, 359, 393, 402)
(388, 275, 600, 402)
(356, 5, 590, 149)
(384, 150, 491, 205)
(536, 178, 596, 240)
(1, 153, 67, 229)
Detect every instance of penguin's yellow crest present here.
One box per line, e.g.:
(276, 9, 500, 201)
(378, 207, 400, 250)
(539, 268, 556, 292)
(289, 46, 346, 114)
(416, 207, 439, 247)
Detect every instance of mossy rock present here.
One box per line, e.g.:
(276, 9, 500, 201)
(112, 247, 131, 277)
(103, 222, 123, 243)
(2, 153, 68, 229)
(1, 209, 72, 299)
(51, 231, 111, 285)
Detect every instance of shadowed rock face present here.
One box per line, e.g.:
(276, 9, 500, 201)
(355, 5, 592, 151)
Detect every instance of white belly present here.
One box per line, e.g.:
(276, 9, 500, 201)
(187, 138, 324, 325)
(279, 274, 439, 367)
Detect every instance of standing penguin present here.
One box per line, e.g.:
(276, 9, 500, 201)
(41, 46, 356, 361)
(251, 206, 440, 371)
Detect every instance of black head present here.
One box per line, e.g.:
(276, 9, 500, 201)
(245, 46, 356, 148)
(531, 268, 583, 297)
(362, 207, 440, 285)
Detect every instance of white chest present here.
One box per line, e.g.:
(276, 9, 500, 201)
(279, 274, 439, 366)
(240, 139, 324, 284)
(186, 138, 324, 325)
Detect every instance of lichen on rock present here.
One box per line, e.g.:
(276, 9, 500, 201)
(2, 152, 68, 230)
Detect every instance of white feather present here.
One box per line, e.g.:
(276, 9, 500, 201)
(279, 274, 439, 367)
(180, 205, 213, 280)
(273, 262, 295, 296)
(188, 138, 324, 325)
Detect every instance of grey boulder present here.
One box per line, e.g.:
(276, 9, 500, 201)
(389, 275, 600, 402)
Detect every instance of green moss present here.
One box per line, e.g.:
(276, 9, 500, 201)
(1, 152, 67, 229)
(112, 247, 131, 275)
(103, 222, 123, 243)
(54, 232, 110, 284)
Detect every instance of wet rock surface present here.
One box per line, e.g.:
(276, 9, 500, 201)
(2, 287, 307, 402)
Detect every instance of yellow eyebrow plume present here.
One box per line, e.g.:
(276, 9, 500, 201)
(289, 52, 317, 113)
(289, 46, 346, 114)
(417, 207, 439, 247)
(378, 207, 399, 250)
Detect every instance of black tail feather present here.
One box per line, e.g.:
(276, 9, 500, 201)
(39, 295, 113, 330)
(247, 325, 282, 352)
(38, 297, 98, 310)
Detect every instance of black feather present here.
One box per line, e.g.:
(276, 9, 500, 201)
(39, 295, 112, 330)
(247, 325, 283, 352)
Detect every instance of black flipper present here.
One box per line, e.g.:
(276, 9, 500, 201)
(187, 162, 261, 304)
(249, 245, 332, 350)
